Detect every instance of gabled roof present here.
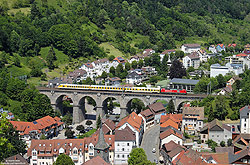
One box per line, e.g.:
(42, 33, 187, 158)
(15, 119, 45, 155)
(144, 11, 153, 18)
(115, 126, 136, 141)
(27, 139, 84, 157)
(186, 52, 200, 60)
(172, 149, 206, 165)
(228, 43, 237, 47)
(84, 63, 93, 68)
(108, 77, 121, 82)
(160, 118, 178, 130)
(183, 44, 201, 48)
(4, 154, 28, 165)
(160, 114, 182, 124)
(200, 119, 231, 132)
(148, 102, 165, 114)
(182, 106, 204, 120)
(113, 57, 126, 63)
(83, 156, 110, 165)
(116, 112, 143, 132)
(202, 152, 230, 164)
(10, 116, 64, 135)
(139, 109, 154, 118)
(103, 119, 115, 131)
(236, 53, 248, 57)
(217, 44, 225, 48)
(160, 127, 183, 140)
(163, 140, 185, 152)
(161, 49, 176, 55)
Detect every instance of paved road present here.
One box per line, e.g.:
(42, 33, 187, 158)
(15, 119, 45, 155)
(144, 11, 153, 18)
(140, 125, 160, 163)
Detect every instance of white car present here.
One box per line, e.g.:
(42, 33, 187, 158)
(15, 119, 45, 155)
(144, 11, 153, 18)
(152, 148, 156, 153)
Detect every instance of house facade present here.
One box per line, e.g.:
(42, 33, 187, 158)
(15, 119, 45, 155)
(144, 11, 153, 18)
(114, 127, 136, 164)
(160, 127, 183, 146)
(139, 109, 154, 130)
(216, 44, 226, 52)
(105, 77, 121, 86)
(126, 71, 143, 85)
(28, 139, 85, 165)
(181, 44, 201, 54)
(116, 112, 144, 147)
(182, 52, 201, 69)
(168, 78, 199, 93)
(210, 63, 243, 77)
(240, 105, 250, 134)
(182, 106, 204, 134)
(200, 119, 232, 144)
(10, 116, 64, 147)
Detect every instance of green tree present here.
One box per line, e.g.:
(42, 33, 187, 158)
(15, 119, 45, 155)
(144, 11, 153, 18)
(100, 71, 108, 79)
(10, 30, 20, 53)
(138, 59, 144, 68)
(1, 113, 26, 160)
(167, 100, 175, 113)
(128, 148, 153, 165)
(169, 60, 186, 79)
(46, 46, 56, 70)
(131, 99, 145, 114)
(30, 68, 43, 77)
(65, 129, 75, 139)
(109, 66, 116, 76)
(212, 96, 230, 120)
(0, 91, 8, 107)
(216, 74, 226, 88)
(76, 125, 85, 133)
(131, 61, 138, 69)
(220, 141, 225, 147)
(125, 62, 131, 71)
(54, 154, 74, 165)
(13, 55, 21, 67)
(206, 139, 218, 152)
(227, 139, 232, 146)
(187, 66, 195, 72)
(108, 55, 115, 61)
(86, 120, 93, 127)
(40, 134, 46, 139)
(116, 63, 124, 78)
(62, 112, 73, 126)
(6, 78, 26, 101)
(0, 113, 14, 161)
(96, 115, 101, 129)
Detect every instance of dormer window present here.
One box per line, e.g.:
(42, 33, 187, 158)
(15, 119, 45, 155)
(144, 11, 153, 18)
(43, 144, 45, 146)
(39, 144, 41, 146)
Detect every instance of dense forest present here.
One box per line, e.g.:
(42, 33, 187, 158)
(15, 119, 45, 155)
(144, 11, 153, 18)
(1, 0, 250, 58)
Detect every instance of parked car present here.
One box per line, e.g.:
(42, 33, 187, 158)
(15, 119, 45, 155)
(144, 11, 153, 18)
(152, 148, 156, 153)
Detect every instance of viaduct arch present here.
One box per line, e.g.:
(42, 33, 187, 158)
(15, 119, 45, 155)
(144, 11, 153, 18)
(38, 87, 206, 124)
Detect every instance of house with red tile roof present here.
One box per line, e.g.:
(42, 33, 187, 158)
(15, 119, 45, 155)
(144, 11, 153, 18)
(160, 114, 182, 127)
(112, 57, 126, 68)
(102, 119, 116, 135)
(172, 149, 207, 165)
(160, 141, 186, 165)
(27, 126, 115, 165)
(28, 139, 85, 165)
(114, 126, 136, 164)
(139, 109, 154, 130)
(160, 118, 179, 130)
(160, 126, 183, 146)
(10, 116, 64, 147)
(116, 112, 144, 147)
(181, 106, 204, 134)
(182, 52, 201, 69)
(148, 102, 167, 124)
(84, 129, 115, 164)
(83, 156, 110, 165)
(216, 44, 226, 52)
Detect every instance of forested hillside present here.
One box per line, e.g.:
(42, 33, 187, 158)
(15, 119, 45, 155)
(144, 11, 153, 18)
(1, 0, 250, 58)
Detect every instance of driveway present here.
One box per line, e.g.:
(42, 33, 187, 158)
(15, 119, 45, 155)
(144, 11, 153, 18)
(140, 124, 160, 163)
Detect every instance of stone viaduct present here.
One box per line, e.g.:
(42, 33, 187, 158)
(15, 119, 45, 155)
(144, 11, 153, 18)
(38, 87, 207, 124)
